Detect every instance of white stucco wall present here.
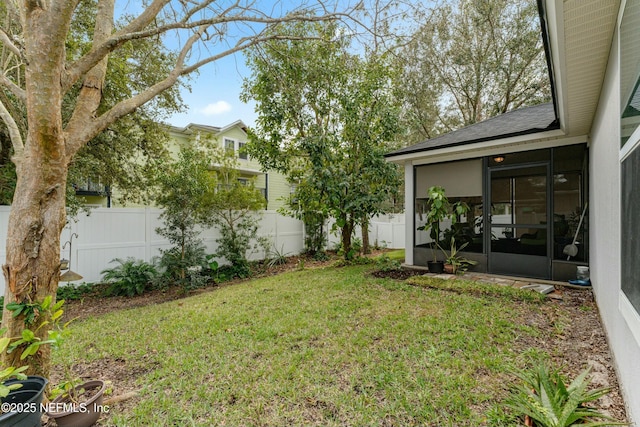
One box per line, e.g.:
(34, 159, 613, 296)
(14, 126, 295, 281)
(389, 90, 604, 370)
(414, 159, 483, 198)
(590, 23, 640, 423)
(404, 163, 414, 265)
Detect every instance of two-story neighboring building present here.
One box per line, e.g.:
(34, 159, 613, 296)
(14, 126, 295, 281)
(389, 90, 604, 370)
(387, 0, 640, 420)
(76, 120, 292, 211)
(166, 120, 291, 211)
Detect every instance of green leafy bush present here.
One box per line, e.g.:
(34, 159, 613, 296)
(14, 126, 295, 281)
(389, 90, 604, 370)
(375, 254, 402, 272)
(333, 256, 373, 267)
(507, 364, 626, 427)
(334, 238, 363, 260)
(155, 244, 208, 289)
(101, 258, 158, 297)
(56, 282, 96, 301)
(312, 251, 330, 262)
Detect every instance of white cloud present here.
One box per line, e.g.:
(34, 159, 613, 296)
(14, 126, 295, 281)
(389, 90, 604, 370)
(200, 101, 232, 116)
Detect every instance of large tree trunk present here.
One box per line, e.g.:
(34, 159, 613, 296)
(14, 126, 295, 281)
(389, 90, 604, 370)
(341, 218, 354, 260)
(1, 142, 67, 376)
(361, 218, 370, 255)
(1, 2, 74, 377)
(1, 88, 67, 376)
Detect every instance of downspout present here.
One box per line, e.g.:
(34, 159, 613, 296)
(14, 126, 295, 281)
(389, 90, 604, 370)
(265, 173, 269, 210)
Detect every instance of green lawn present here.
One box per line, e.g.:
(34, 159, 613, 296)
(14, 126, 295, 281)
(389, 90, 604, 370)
(54, 264, 549, 426)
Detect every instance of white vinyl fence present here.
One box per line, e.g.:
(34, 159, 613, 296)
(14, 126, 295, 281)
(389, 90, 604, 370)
(0, 207, 304, 294)
(326, 213, 405, 250)
(0, 207, 405, 295)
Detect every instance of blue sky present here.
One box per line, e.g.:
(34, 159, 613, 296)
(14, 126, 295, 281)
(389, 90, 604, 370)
(115, 0, 261, 129)
(166, 52, 258, 129)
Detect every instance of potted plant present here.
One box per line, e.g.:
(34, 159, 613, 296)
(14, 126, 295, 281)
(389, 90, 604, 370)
(443, 237, 477, 274)
(417, 186, 470, 274)
(0, 296, 65, 427)
(47, 378, 107, 427)
(0, 375, 48, 427)
(0, 331, 47, 427)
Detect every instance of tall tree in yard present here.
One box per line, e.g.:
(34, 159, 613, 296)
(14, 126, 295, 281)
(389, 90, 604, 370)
(206, 149, 267, 277)
(0, 0, 369, 376)
(0, 1, 186, 210)
(154, 147, 215, 286)
(398, 0, 550, 143)
(242, 22, 401, 259)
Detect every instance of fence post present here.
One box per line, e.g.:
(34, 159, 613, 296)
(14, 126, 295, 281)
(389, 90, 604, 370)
(145, 208, 152, 264)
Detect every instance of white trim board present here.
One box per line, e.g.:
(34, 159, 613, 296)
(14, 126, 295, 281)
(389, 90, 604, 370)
(619, 290, 640, 347)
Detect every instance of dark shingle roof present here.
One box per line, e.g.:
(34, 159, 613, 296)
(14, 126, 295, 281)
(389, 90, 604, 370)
(386, 103, 558, 158)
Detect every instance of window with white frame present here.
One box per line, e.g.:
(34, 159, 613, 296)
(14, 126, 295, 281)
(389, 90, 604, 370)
(224, 138, 235, 153)
(238, 142, 248, 160)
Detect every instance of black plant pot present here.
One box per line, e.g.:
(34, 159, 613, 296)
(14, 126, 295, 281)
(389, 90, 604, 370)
(427, 261, 445, 274)
(0, 376, 48, 427)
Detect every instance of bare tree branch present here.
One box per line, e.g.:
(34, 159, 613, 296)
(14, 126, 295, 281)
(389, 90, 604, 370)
(0, 73, 25, 102)
(62, 2, 370, 151)
(63, 2, 359, 93)
(0, 98, 23, 155)
(0, 27, 21, 58)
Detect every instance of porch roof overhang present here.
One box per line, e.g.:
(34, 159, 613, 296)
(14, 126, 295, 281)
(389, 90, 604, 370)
(385, 103, 561, 164)
(386, 0, 620, 166)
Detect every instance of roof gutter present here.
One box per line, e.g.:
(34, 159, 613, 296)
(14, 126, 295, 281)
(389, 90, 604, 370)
(537, 0, 560, 125)
(384, 120, 560, 160)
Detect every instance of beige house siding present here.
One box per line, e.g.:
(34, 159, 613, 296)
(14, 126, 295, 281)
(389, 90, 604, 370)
(265, 172, 292, 211)
(105, 120, 291, 211)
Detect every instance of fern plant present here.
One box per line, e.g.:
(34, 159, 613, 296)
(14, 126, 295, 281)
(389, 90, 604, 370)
(100, 258, 158, 297)
(507, 364, 626, 427)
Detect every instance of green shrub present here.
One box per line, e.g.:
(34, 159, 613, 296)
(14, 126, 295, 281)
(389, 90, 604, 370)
(312, 251, 330, 262)
(155, 244, 208, 289)
(333, 256, 373, 268)
(334, 238, 363, 260)
(375, 254, 402, 272)
(56, 282, 96, 301)
(506, 364, 627, 427)
(101, 258, 158, 297)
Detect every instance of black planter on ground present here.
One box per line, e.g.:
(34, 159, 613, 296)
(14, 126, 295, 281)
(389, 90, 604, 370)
(0, 376, 48, 427)
(427, 261, 445, 274)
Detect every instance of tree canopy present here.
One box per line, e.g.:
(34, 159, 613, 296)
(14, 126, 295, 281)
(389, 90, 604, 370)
(242, 21, 402, 258)
(397, 0, 550, 143)
(0, 0, 187, 209)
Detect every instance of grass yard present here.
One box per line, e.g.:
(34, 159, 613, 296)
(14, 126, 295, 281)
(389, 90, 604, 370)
(51, 263, 620, 426)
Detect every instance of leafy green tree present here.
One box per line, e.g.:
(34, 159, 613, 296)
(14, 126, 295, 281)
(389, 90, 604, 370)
(243, 22, 401, 259)
(398, 0, 550, 143)
(154, 147, 216, 286)
(206, 149, 267, 277)
(0, 0, 185, 210)
(279, 177, 328, 255)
